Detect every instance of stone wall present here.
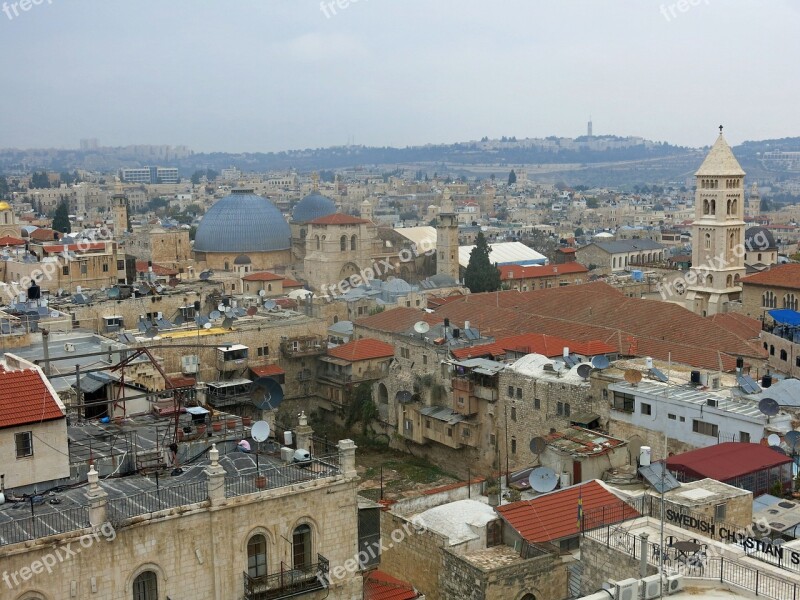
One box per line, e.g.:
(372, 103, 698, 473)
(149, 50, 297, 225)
(580, 534, 656, 596)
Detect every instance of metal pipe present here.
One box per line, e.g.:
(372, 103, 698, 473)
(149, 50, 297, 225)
(41, 329, 51, 376)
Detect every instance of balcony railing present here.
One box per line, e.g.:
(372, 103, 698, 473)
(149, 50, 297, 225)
(107, 480, 209, 523)
(243, 555, 329, 600)
(318, 368, 387, 385)
(0, 505, 90, 547)
(281, 337, 326, 358)
(225, 455, 341, 498)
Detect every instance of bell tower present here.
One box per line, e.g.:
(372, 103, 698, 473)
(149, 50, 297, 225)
(685, 127, 746, 316)
(436, 197, 460, 282)
(112, 182, 129, 236)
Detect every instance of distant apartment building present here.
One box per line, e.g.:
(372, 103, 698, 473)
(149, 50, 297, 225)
(121, 166, 179, 185)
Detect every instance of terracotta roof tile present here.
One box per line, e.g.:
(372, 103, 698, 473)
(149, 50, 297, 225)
(328, 338, 395, 362)
(308, 213, 369, 226)
(741, 264, 800, 290)
(451, 333, 615, 360)
(0, 236, 25, 246)
(499, 262, 588, 280)
(364, 570, 419, 600)
(251, 364, 285, 377)
(709, 312, 762, 341)
(496, 480, 638, 543)
(281, 278, 304, 288)
(241, 271, 285, 282)
(356, 307, 440, 334)
(0, 365, 65, 429)
(45, 242, 107, 253)
(30, 228, 57, 241)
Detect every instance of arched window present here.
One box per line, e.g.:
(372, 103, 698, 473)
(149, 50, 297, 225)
(340, 235, 347, 251)
(293, 524, 312, 570)
(703, 200, 709, 215)
(612, 257, 617, 268)
(781, 349, 788, 361)
(707, 274, 713, 286)
(727, 199, 732, 215)
(729, 232, 735, 250)
(351, 235, 357, 251)
(300, 228, 306, 239)
(710, 199, 716, 214)
(133, 571, 158, 600)
(247, 534, 268, 579)
(267, 284, 272, 292)
(705, 233, 711, 250)
(726, 275, 732, 287)
(315, 235, 320, 250)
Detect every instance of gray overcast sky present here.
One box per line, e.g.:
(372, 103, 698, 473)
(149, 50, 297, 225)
(0, 0, 797, 152)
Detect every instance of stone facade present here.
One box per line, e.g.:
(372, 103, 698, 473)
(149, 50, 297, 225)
(1, 418, 70, 489)
(580, 534, 656, 595)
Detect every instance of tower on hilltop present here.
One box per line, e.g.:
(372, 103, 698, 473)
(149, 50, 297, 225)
(436, 197, 460, 282)
(684, 127, 746, 317)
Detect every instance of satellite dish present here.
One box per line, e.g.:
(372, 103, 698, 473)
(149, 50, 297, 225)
(759, 397, 780, 417)
(529, 437, 547, 455)
(768, 433, 781, 447)
(250, 377, 284, 410)
(591, 355, 610, 370)
(155, 285, 165, 294)
(210, 310, 221, 320)
(246, 306, 257, 317)
(203, 322, 212, 330)
(168, 278, 179, 288)
(175, 314, 185, 326)
(217, 304, 225, 312)
(577, 364, 592, 380)
(107, 287, 120, 299)
(624, 369, 643, 385)
(251, 421, 270, 442)
(785, 431, 800, 451)
(222, 317, 234, 329)
(771, 446, 787, 455)
(258, 289, 267, 298)
(528, 467, 559, 493)
(145, 327, 158, 339)
(199, 271, 211, 281)
(414, 321, 430, 334)
(225, 306, 235, 316)
(264, 300, 277, 311)
(553, 362, 565, 373)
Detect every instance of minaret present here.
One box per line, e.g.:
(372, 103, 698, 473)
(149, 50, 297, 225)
(436, 197, 460, 282)
(747, 182, 761, 219)
(684, 127, 746, 316)
(587, 116, 593, 138)
(112, 182, 128, 236)
(360, 198, 374, 222)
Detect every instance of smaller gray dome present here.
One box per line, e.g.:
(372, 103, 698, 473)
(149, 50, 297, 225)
(233, 254, 252, 265)
(384, 278, 412, 293)
(745, 226, 776, 251)
(292, 193, 337, 224)
(428, 273, 457, 287)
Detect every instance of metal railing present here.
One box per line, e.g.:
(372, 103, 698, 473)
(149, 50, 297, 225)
(0, 505, 90, 546)
(225, 455, 341, 499)
(107, 480, 208, 523)
(243, 555, 329, 600)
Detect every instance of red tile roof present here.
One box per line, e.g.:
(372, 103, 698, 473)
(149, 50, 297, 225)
(741, 264, 800, 290)
(281, 278, 304, 288)
(308, 213, 369, 226)
(364, 570, 419, 600)
(709, 312, 762, 341)
(425, 282, 761, 371)
(44, 242, 108, 253)
(30, 228, 57, 241)
(451, 333, 615, 360)
(166, 376, 196, 388)
(666, 443, 792, 483)
(134, 260, 179, 276)
(496, 480, 638, 543)
(275, 298, 297, 309)
(241, 271, 285, 282)
(0, 365, 65, 429)
(558, 248, 577, 254)
(251, 364, 285, 377)
(356, 307, 441, 334)
(0, 236, 25, 246)
(328, 338, 395, 362)
(499, 263, 588, 281)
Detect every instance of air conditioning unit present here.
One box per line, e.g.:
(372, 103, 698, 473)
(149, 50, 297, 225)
(615, 579, 640, 600)
(666, 574, 684, 595)
(640, 574, 662, 600)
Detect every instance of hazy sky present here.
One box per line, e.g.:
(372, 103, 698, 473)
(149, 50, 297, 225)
(1, 0, 797, 152)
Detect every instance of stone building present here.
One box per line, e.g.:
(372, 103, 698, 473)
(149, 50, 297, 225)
(498, 262, 588, 291)
(193, 188, 292, 272)
(436, 198, 460, 283)
(290, 187, 338, 261)
(575, 239, 665, 276)
(126, 225, 192, 268)
(739, 262, 800, 320)
(317, 338, 395, 413)
(0, 201, 20, 237)
(685, 130, 747, 317)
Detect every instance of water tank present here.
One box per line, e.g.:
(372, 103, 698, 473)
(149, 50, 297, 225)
(762, 374, 773, 389)
(640, 446, 652, 467)
(560, 472, 572, 488)
(631, 270, 643, 282)
(736, 357, 744, 371)
(690, 370, 701, 384)
(645, 357, 653, 369)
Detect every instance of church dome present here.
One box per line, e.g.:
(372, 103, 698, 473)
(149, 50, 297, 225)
(194, 189, 290, 253)
(745, 226, 776, 251)
(0, 201, 11, 211)
(292, 193, 337, 224)
(233, 254, 252, 265)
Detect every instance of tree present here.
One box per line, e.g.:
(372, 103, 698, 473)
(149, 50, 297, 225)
(464, 232, 501, 293)
(30, 171, 51, 189)
(585, 198, 599, 209)
(0, 175, 8, 198)
(53, 199, 71, 233)
(508, 169, 517, 186)
(575, 227, 585, 238)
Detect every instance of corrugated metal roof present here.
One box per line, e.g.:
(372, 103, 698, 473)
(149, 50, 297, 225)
(419, 406, 466, 424)
(666, 443, 792, 482)
(458, 241, 546, 268)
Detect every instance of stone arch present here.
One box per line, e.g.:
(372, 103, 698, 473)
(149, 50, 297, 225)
(351, 234, 357, 251)
(315, 235, 320, 250)
(710, 199, 716, 214)
(703, 199, 709, 215)
(378, 383, 389, 406)
(14, 592, 49, 600)
(127, 563, 167, 600)
(339, 262, 360, 280)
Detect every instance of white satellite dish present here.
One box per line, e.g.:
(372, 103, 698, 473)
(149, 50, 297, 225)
(414, 321, 430, 334)
(217, 303, 225, 312)
(768, 433, 781, 447)
(258, 289, 266, 298)
(203, 322, 212, 330)
(528, 466, 559, 493)
(251, 420, 270, 442)
(553, 362, 565, 373)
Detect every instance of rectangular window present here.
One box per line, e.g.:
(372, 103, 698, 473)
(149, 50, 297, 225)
(447, 427, 453, 437)
(511, 407, 517, 422)
(426, 420, 431, 429)
(641, 403, 652, 415)
(534, 398, 541, 409)
(15, 431, 33, 458)
(693, 419, 718, 437)
(422, 354, 427, 365)
(739, 431, 750, 444)
(401, 348, 410, 359)
(714, 504, 727, 521)
(511, 438, 517, 454)
(461, 427, 470, 438)
(117, 260, 125, 270)
(612, 392, 635, 413)
(516, 387, 522, 399)
(489, 433, 497, 447)
(557, 402, 564, 416)
(80, 262, 88, 275)
(668, 414, 676, 420)
(565, 403, 570, 417)
(62, 266, 69, 276)
(507, 386, 514, 398)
